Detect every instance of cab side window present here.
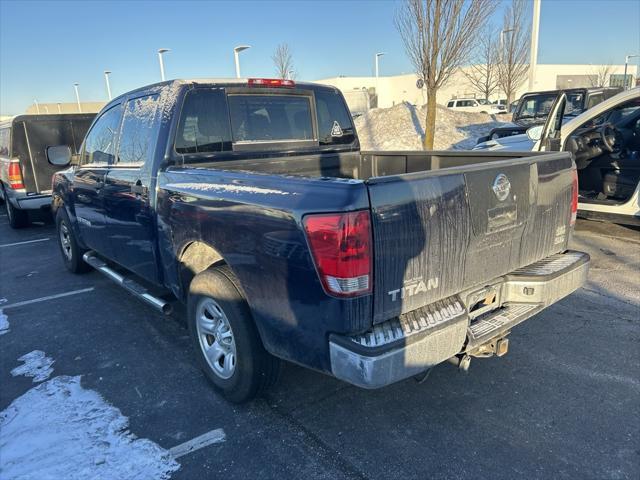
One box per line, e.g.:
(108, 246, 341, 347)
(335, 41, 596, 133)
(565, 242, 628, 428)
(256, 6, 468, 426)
(447, 101, 454, 108)
(117, 94, 160, 165)
(81, 105, 122, 165)
(586, 94, 603, 110)
(0, 127, 9, 156)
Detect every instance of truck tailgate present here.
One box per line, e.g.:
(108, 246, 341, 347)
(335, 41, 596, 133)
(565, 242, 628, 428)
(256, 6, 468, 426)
(367, 153, 574, 324)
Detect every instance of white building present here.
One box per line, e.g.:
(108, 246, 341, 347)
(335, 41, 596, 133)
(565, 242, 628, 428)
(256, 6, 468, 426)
(316, 63, 637, 109)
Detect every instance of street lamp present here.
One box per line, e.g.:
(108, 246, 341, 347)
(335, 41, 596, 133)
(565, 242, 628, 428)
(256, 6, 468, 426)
(104, 70, 112, 100)
(375, 52, 385, 78)
(233, 45, 251, 78)
(158, 48, 170, 81)
(287, 70, 294, 80)
(624, 54, 639, 90)
(34, 99, 40, 114)
(500, 28, 515, 53)
(73, 83, 82, 113)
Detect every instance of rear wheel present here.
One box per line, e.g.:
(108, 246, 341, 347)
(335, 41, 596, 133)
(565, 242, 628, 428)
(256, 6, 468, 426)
(188, 265, 281, 403)
(56, 208, 90, 273)
(4, 191, 29, 229)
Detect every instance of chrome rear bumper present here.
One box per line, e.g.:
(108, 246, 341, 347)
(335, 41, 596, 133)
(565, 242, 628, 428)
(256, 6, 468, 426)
(329, 250, 590, 389)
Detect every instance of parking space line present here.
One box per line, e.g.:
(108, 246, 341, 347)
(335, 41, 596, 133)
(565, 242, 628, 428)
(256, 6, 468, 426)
(0, 238, 51, 248)
(168, 428, 226, 459)
(2, 288, 95, 310)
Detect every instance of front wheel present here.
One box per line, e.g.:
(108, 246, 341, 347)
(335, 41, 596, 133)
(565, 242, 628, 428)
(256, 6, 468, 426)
(188, 265, 281, 403)
(56, 208, 91, 273)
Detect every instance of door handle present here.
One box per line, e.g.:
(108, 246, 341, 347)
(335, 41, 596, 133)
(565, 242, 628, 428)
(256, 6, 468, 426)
(131, 180, 144, 195)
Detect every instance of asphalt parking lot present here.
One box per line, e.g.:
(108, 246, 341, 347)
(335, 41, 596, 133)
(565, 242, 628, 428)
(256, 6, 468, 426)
(1, 211, 639, 480)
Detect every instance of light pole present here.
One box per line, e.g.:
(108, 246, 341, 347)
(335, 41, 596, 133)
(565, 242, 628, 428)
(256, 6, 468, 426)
(104, 70, 112, 100)
(34, 99, 40, 114)
(624, 54, 639, 89)
(287, 70, 294, 80)
(375, 52, 385, 78)
(73, 83, 82, 113)
(57, 102, 62, 113)
(528, 0, 541, 91)
(233, 45, 251, 78)
(158, 48, 170, 81)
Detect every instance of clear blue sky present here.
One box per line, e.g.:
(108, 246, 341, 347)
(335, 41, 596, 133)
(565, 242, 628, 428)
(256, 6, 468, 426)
(1, 0, 638, 115)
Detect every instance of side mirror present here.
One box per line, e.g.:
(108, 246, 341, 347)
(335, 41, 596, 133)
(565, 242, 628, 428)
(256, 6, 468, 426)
(47, 145, 72, 167)
(527, 125, 544, 142)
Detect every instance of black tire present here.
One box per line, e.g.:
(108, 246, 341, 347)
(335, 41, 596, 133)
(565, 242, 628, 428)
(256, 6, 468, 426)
(56, 208, 91, 273)
(4, 194, 29, 229)
(188, 265, 281, 403)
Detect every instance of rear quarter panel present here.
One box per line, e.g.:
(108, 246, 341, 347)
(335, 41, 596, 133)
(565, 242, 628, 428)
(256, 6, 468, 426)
(157, 168, 373, 371)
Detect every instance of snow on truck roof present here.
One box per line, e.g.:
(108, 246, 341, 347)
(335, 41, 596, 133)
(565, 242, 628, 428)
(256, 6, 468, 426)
(102, 78, 337, 112)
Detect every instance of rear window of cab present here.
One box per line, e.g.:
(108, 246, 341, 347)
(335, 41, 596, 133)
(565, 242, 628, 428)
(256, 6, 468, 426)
(174, 87, 355, 155)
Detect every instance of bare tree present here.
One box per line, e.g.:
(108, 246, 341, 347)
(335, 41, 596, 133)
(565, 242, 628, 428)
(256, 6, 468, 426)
(587, 64, 613, 87)
(271, 43, 294, 80)
(496, 0, 531, 106)
(396, 0, 497, 150)
(463, 26, 500, 101)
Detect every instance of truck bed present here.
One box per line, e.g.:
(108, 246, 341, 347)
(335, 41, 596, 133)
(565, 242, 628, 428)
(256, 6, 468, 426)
(164, 149, 575, 329)
(179, 149, 555, 181)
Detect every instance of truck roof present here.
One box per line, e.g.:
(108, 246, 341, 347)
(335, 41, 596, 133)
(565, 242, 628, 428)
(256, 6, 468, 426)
(105, 78, 338, 104)
(520, 86, 622, 97)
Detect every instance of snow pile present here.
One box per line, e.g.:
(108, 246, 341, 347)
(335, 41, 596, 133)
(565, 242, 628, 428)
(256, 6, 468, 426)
(354, 102, 512, 151)
(0, 375, 180, 479)
(0, 310, 8, 336)
(10, 350, 55, 383)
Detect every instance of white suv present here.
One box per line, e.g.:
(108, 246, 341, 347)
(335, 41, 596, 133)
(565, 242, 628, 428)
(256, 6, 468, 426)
(446, 98, 505, 114)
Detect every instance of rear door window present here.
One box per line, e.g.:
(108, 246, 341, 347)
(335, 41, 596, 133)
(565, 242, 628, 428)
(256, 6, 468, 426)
(81, 105, 122, 165)
(117, 94, 160, 165)
(227, 94, 314, 143)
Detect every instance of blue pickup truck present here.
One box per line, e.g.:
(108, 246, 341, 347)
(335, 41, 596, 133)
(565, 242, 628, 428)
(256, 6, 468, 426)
(49, 79, 589, 402)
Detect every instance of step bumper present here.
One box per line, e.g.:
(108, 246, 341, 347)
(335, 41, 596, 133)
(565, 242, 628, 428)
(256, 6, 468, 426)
(329, 250, 590, 389)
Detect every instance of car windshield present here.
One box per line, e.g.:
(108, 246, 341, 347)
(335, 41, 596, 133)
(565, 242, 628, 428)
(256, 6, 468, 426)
(516, 92, 586, 120)
(586, 99, 640, 128)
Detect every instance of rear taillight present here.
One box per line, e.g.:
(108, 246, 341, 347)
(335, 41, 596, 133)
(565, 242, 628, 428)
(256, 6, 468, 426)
(303, 210, 372, 298)
(570, 168, 578, 226)
(248, 78, 295, 88)
(8, 161, 25, 189)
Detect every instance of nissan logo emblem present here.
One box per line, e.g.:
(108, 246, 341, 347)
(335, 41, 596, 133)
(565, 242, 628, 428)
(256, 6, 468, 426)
(492, 174, 511, 201)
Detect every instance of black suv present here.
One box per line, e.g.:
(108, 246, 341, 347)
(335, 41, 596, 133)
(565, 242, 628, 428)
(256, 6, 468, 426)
(477, 87, 622, 143)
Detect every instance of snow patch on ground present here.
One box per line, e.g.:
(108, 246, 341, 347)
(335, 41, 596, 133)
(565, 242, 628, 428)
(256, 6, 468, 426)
(0, 310, 9, 336)
(354, 102, 512, 151)
(0, 375, 180, 479)
(10, 350, 55, 383)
